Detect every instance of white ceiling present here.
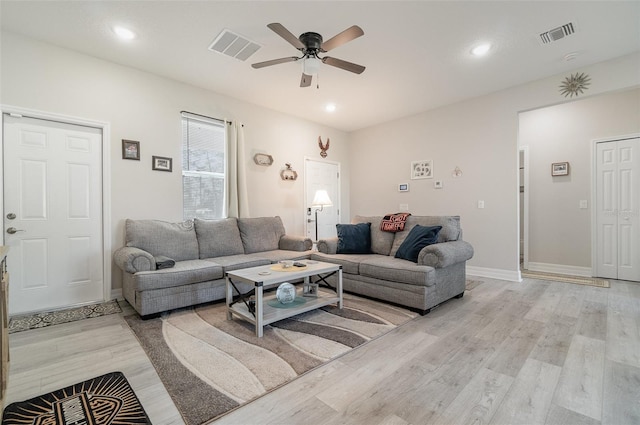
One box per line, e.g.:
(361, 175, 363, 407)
(1, 1, 639, 132)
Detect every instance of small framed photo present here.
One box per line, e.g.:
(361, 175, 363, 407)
(398, 183, 409, 192)
(411, 160, 433, 179)
(152, 156, 172, 172)
(551, 162, 569, 176)
(303, 282, 319, 297)
(122, 140, 140, 160)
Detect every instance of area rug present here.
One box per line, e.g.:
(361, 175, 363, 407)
(9, 300, 122, 334)
(125, 293, 417, 425)
(521, 270, 610, 288)
(2, 371, 151, 424)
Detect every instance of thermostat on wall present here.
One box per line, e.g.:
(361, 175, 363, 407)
(398, 183, 409, 192)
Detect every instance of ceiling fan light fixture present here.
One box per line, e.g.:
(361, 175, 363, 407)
(303, 57, 322, 75)
(325, 103, 336, 112)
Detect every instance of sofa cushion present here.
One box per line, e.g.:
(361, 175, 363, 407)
(195, 218, 244, 258)
(395, 225, 442, 263)
(359, 256, 436, 287)
(337, 223, 371, 254)
(311, 252, 385, 275)
(133, 259, 224, 292)
(390, 216, 461, 257)
(204, 254, 270, 273)
(126, 219, 199, 261)
(250, 249, 313, 263)
(353, 215, 395, 256)
(238, 217, 286, 254)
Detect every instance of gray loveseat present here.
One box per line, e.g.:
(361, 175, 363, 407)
(113, 216, 312, 317)
(312, 215, 473, 315)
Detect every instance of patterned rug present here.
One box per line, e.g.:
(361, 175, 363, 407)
(521, 270, 610, 288)
(2, 371, 151, 424)
(9, 300, 122, 334)
(125, 293, 417, 425)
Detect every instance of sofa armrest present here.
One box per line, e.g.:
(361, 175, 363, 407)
(279, 235, 313, 251)
(317, 237, 338, 254)
(418, 240, 474, 268)
(114, 246, 155, 274)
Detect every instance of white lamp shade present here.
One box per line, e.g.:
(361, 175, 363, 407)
(311, 189, 332, 207)
(303, 57, 322, 75)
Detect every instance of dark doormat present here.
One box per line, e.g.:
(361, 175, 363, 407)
(2, 371, 151, 425)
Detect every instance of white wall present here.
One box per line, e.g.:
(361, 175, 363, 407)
(349, 53, 640, 280)
(0, 32, 350, 292)
(520, 88, 640, 272)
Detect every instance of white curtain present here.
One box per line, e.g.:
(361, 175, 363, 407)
(226, 122, 250, 218)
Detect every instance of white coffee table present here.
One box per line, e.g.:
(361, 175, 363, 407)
(225, 260, 343, 337)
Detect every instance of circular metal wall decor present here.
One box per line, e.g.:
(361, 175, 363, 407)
(559, 72, 591, 98)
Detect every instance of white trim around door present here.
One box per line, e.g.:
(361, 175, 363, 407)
(1, 104, 112, 306)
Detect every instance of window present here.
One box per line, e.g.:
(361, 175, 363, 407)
(181, 112, 226, 220)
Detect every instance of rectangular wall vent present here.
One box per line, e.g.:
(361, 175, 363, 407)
(539, 22, 575, 44)
(209, 29, 261, 61)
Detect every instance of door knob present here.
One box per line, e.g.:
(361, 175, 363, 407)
(6, 213, 16, 220)
(6, 227, 25, 234)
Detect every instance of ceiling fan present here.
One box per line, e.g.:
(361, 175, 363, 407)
(252, 23, 365, 87)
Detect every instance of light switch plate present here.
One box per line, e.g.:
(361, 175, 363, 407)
(477, 200, 485, 209)
(579, 200, 588, 209)
(399, 204, 409, 212)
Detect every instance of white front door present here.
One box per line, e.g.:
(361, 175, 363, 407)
(3, 114, 104, 314)
(304, 159, 340, 241)
(596, 137, 640, 281)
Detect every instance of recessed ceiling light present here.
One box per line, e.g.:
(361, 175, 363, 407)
(471, 43, 491, 57)
(113, 26, 136, 41)
(325, 103, 336, 113)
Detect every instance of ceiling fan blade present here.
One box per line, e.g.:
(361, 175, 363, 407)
(322, 57, 366, 74)
(321, 25, 364, 52)
(252, 57, 298, 69)
(267, 23, 305, 50)
(300, 73, 312, 87)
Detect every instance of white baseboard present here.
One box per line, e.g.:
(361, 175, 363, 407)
(526, 262, 592, 277)
(110, 288, 123, 300)
(466, 266, 521, 282)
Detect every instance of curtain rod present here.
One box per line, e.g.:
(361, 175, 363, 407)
(180, 110, 232, 125)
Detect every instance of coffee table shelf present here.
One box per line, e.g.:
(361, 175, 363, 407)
(226, 260, 342, 337)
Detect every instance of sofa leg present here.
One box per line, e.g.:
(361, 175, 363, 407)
(454, 291, 464, 299)
(140, 312, 161, 320)
(419, 308, 431, 316)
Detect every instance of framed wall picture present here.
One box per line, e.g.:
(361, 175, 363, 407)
(551, 162, 569, 176)
(152, 156, 172, 172)
(411, 160, 433, 179)
(122, 140, 140, 160)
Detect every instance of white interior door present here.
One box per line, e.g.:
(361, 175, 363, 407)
(596, 137, 640, 281)
(3, 114, 104, 315)
(304, 159, 340, 241)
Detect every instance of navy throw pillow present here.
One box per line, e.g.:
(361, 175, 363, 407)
(395, 225, 442, 263)
(336, 222, 371, 254)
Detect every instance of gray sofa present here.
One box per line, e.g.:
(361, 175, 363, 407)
(113, 216, 313, 317)
(311, 215, 473, 315)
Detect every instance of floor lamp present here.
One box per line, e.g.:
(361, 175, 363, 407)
(311, 189, 333, 241)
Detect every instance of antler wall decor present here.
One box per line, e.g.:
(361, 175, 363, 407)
(318, 136, 330, 158)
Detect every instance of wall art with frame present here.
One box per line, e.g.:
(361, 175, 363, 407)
(551, 162, 569, 176)
(122, 140, 140, 160)
(152, 156, 172, 172)
(411, 160, 433, 179)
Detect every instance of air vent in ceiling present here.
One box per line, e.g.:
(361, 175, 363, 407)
(539, 22, 576, 44)
(208, 29, 261, 61)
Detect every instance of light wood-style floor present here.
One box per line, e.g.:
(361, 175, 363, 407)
(5, 276, 640, 425)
